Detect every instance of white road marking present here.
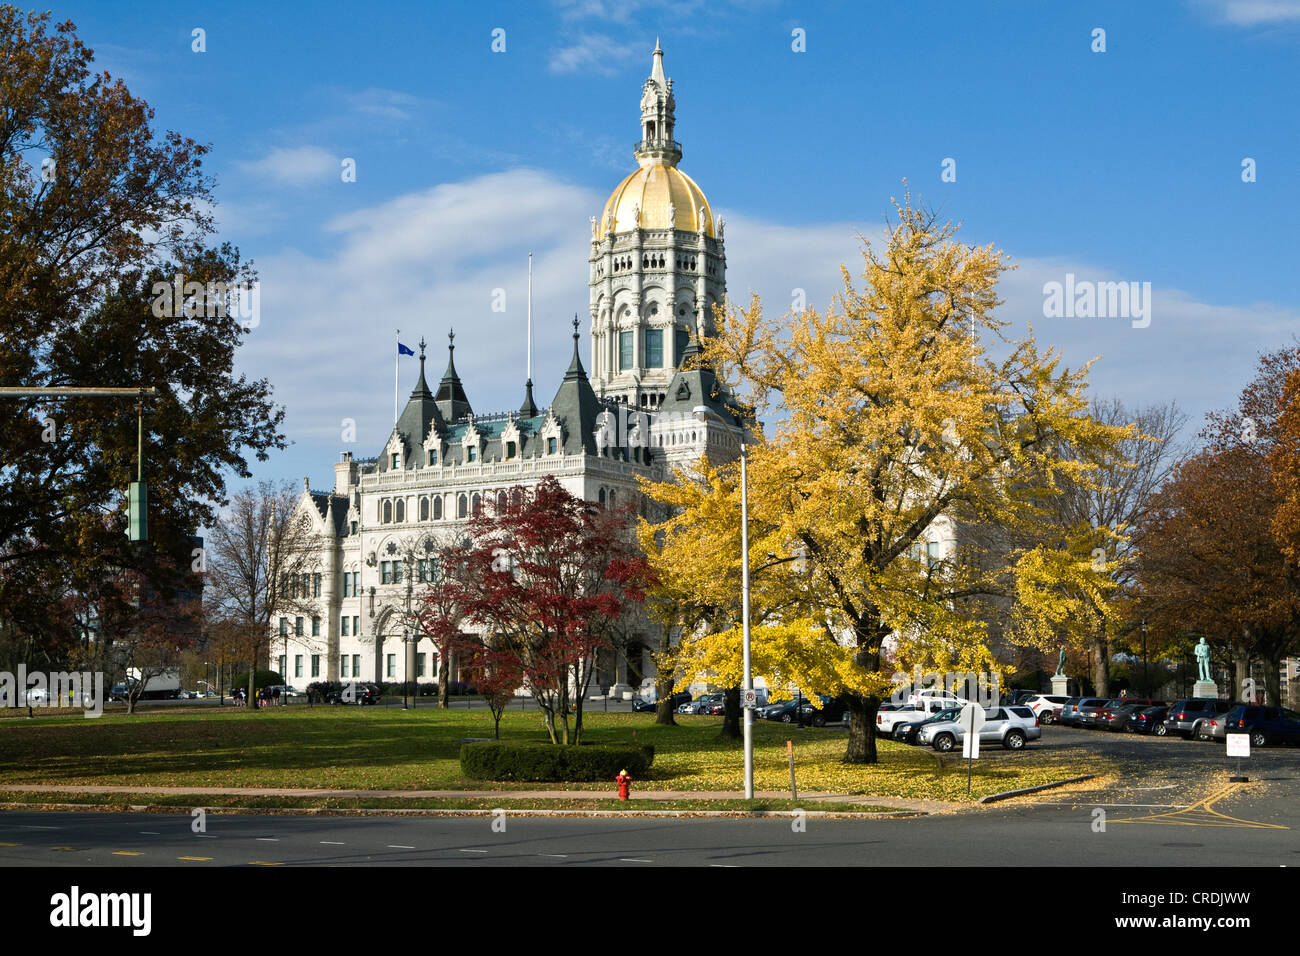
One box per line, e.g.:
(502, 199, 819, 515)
(710, 864, 738, 868)
(139, 831, 159, 835)
(320, 841, 345, 845)
(256, 838, 279, 842)
(19, 825, 58, 830)
(458, 849, 488, 854)
(539, 853, 568, 858)
(620, 858, 652, 863)
(387, 845, 415, 849)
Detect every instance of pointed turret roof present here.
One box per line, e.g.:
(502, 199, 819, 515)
(388, 337, 445, 468)
(519, 378, 539, 419)
(435, 329, 473, 422)
(549, 316, 605, 455)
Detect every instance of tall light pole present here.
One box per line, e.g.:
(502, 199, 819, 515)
(740, 442, 753, 799)
(692, 404, 753, 799)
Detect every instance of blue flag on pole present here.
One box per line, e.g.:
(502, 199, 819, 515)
(398, 342, 415, 356)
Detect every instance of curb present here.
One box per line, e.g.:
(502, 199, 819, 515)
(976, 774, 1095, 804)
(0, 801, 926, 820)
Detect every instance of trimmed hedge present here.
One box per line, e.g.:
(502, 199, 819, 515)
(460, 742, 655, 782)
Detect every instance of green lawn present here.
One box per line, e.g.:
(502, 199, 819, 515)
(0, 705, 1110, 803)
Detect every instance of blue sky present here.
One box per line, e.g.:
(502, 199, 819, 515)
(48, 0, 1300, 491)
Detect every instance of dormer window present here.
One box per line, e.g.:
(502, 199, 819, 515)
(391, 453, 399, 469)
(428, 449, 438, 466)
(506, 441, 517, 459)
(466, 446, 477, 463)
(547, 437, 557, 455)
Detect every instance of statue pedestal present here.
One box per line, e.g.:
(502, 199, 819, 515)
(1051, 675, 1070, 696)
(1192, 680, 1219, 699)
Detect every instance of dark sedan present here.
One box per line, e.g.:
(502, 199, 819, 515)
(632, 691, 692, 713)
(1127, 705, 1169, 734)
(799, 696, 849, 727)
(1104, 703, 1147, 730)
(893, 706, 964, 744)
(1222, 705, 1300, 747)
(759, 698, 803, 722)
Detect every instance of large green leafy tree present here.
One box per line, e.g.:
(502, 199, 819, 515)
(0, 9, 285, 653)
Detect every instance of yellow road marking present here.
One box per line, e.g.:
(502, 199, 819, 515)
(50, 846, 82, 851)
(0, 842, 19, 847)
(177, 856, 212, 861)
(248, 861, 283, 866)
(112, 851, 143, 856)
(1111, 785, 1288, 830)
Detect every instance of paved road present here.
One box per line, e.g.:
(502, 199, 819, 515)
(0, 793, 1294, 866)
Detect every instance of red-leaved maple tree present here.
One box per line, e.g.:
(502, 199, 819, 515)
(438, 476, 652, 744)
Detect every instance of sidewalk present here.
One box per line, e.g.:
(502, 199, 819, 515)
(0, 784, 959, 813)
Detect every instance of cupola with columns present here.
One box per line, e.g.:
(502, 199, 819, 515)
(589, 41, 726, 410)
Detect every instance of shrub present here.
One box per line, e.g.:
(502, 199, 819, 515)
(460, 742, 655, 782)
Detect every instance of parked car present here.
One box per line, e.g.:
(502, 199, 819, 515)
(327, 681, 379, 705)
(1006, 690, 1040, 706)
(1025, 694, 1070, 724)
(1057, 697, 1085, 727)
(917, 705, 1041, 752)
(892, 706, 965, 744)
(1073, 698, 1115, 728)
(878, 696, 971, 737)
(1103, 702, 1147, 730)
(1128, 705, 1169, 734)
(632, 690, 693, 713)
(760, 698, 804, 722)
(1165, 698, 1238, 739)
(798, 696, 849, 726)
(677, 693, 723, 715)
(1221, 705, 1300, 747)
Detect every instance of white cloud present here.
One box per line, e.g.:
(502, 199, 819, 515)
(1191, 0, 1300, 24)
(548, 33, 641, 75)
(237, 146, 340, 188)
(232, 168, 1300, 489)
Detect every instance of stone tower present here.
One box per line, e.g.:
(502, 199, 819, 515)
(588, 41, 727, 409)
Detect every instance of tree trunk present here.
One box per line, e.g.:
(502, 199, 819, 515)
(247, 662, 257, 714)
(1091, 630, 1109, 698)
(717, 685, 742, 742)
(654, 629, 676, 726)
(1261, 656, 1281, 706)
(844, 694, 880, 764)
(437, 654, 449, 709)
(1231, 650, 1251, 701)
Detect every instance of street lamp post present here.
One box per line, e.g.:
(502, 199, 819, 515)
(1141, 620, 1148, 698)
(740, 441, 754, 800)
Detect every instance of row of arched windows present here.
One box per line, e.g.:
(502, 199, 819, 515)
(377, 488, 528, 525)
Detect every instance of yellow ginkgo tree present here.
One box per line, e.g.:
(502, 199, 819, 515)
(641, 193, 1134, 763)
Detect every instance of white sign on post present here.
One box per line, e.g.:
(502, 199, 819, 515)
(960, 702, 986, 759)
(1226, 733, 1250, 758)
(742, 689, 757, 708)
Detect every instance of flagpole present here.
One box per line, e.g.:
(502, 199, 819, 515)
(527, 252, 533, 383)
(394, 328, 400, 424)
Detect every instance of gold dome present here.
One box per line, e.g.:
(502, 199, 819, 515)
(596, 163, 714, 239)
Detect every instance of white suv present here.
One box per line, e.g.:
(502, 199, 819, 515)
(1024, 694, 1069, 724)
(916, 705, 1041, 752)
(877, 696, 971, 737)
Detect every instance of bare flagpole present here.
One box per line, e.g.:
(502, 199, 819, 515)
(527, 253, 533, 383)
(394, 328, 400, 424)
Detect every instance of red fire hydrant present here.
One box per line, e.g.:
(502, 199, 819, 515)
(616, 769, 632, 801)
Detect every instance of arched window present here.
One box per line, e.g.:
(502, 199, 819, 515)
(382, 499, 392, 523)
(433, 496, 443, 520)
(419, 497, 429, 521)
(395, 499, 405, 522)
(511, 488, 524, 509)
(497, 490, 507, 513)
(609, 489, 616, 506)
(457, 494, 468, 519)
(471, 493, 482, 517)
(598, 488, 606, 506)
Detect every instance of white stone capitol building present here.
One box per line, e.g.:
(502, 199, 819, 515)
(280, 44, 745, 692)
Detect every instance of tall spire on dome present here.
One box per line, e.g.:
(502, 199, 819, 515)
(635, 41, 680, 168)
